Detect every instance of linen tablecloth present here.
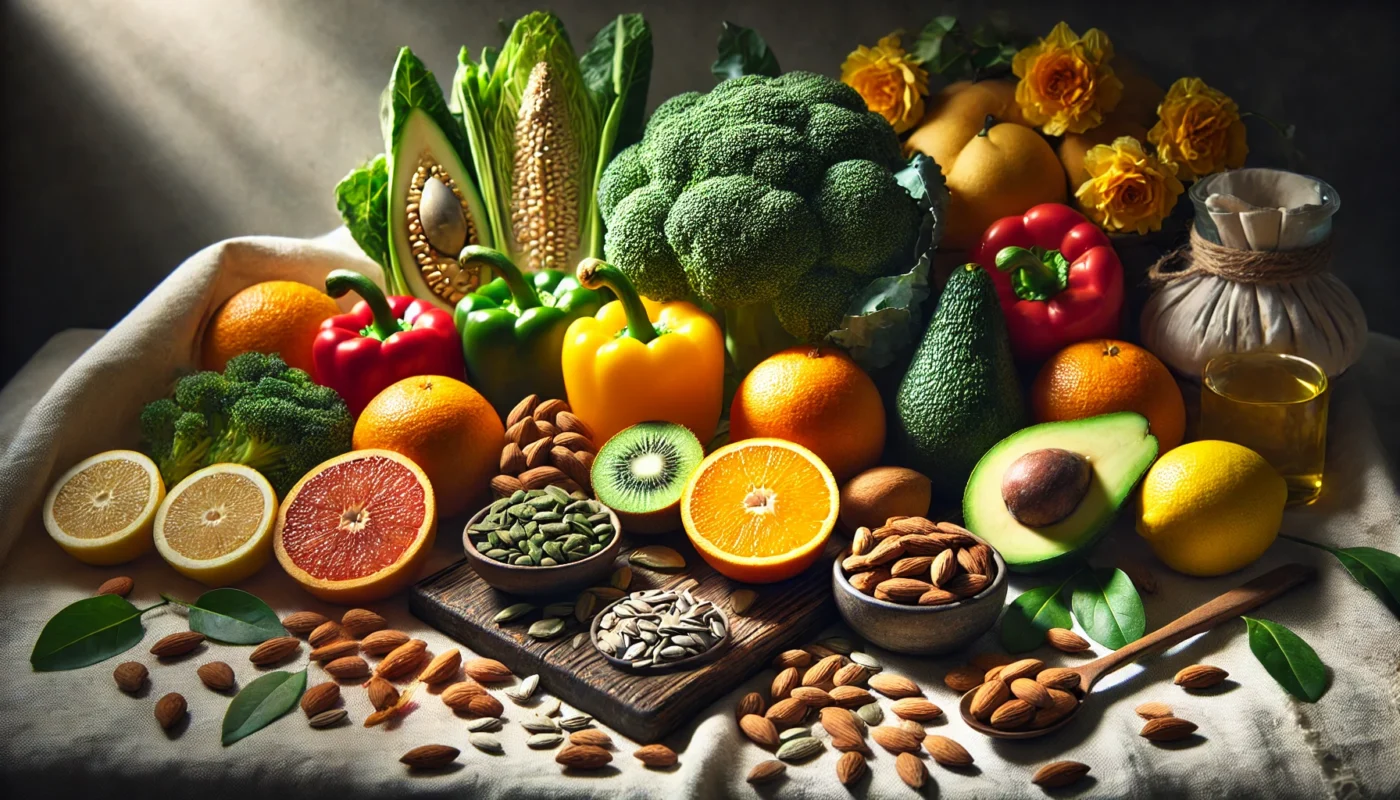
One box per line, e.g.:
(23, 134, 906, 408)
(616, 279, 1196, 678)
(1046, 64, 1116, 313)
(2, 232, 1397, 799)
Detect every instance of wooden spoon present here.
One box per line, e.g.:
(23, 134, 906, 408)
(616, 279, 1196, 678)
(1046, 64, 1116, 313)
(960, 562, 1316, 739)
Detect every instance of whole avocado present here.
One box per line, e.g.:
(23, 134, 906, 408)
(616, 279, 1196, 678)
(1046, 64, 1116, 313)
(892, 263, 1027, 500)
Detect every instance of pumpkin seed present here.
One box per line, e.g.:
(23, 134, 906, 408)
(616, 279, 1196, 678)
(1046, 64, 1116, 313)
(820, 637, 855, 655)
(574, 591, 599, 622)
(856, 702, 884, 726)
(779, 726, 811, 742)
(527, 732, 564, 749)
(776, 736, 824, 762)
(731, 589, 758, 616)
(469, 732, 504, 754)
(494, 602, 536, 624)
(849, 651, 882, 671)
(628, 545, 687, 571)
(468, 495, 612, 566)
(610, 566, 633, 591)
(543, 602, 574, 619)
(467, 717, 503, 732)
(528, 618, 566, 640)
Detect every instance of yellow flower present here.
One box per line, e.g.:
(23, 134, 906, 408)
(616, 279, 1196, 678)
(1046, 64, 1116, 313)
(1012, 22, 1123, 136)
(1075, 136, 1185, 235)
(1148, 77, 1248, 181)
(841, 34, 929, 134)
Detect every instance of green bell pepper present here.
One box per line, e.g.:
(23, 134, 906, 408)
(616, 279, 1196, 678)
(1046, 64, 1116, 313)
(454, 245, 605, 417)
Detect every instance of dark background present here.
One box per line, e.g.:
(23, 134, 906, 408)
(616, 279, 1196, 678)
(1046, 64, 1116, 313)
(3, 0, 1397, 385)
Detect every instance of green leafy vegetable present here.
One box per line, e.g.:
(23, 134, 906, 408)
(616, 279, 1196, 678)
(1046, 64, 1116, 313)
(909, 15, 1022, 81)
(711, 21, 780, 80)
(580, 14, 654, 258)
(1282, 535, 1400, 618)
(1070, 567, 1145, 649)
(379, 48, 468, 162)
(170, 589, 283, 645)
(334, 155, 390, 271)
(1000, 581, 1073, 653)
(31, 596, 167, 671)
(222, 668, 307, 745)
(1244, 617, 1328, 702)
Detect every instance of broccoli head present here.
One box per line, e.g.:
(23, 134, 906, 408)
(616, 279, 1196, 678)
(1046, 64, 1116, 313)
(140, 352, 352, 495)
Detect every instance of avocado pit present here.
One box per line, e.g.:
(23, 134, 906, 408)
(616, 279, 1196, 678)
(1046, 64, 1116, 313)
(1001, 448, 1091, 528)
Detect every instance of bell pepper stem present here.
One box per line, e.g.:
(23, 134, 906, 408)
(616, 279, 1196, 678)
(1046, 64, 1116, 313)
(576, 258, 659, 344)
(995, 246, 1066, 302)
(459, 245, 541, 311)
(324, 269, 402, 341)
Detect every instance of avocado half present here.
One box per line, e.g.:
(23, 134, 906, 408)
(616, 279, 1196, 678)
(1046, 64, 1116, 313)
(962, 412, 1158, 573)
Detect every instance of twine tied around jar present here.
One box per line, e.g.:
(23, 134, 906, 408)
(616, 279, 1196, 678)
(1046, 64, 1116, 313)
(1148, 226, 1333, 286)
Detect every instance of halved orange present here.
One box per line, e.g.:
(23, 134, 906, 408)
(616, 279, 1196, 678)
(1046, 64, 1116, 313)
(274, 449, 436, 604)
(681, 438, 839, 584)
(155, 463, 276, 586)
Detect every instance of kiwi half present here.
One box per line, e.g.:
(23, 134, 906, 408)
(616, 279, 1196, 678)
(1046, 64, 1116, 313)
(592, 422, 705, 535)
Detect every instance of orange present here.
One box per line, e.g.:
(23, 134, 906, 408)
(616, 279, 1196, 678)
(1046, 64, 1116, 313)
(275, 449, 436, 603)
(729, 347, 885, 483)
(201, 280, 340, 374)
(1032, 339, 1186, 451)
(352, 375, 503, 518)
(681, 438, 839, 584)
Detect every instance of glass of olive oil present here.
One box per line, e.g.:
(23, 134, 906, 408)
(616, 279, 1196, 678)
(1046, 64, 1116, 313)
(1199, 352, 1329, 505)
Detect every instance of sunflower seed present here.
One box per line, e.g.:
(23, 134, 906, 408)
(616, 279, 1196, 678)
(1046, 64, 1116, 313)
(469, 732, 504, 754)
(467, 717, 503, 732)
(494, 602, 536, 624)
(571, 632, 587, 650)
(592, 588, 729, 669)
(308, 708, 347, 728)
(628, 546, 686, 571)
(528, 618, 566, 640)
(776, 736, 824, 762)
(730, 589, 758, 616)
(849, 651, 882, 671)
(506, 674, 540, 702)
(537, 696, 562, 717)
(559, 714, 593, 731)
(527, 732, 564, 749)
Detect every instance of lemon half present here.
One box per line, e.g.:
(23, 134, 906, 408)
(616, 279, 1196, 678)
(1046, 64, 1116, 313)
(154, 463, 276, 586)
(43, 450, 166, 565)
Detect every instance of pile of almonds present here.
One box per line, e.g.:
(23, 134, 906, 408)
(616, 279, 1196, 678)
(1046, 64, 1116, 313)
(493, 394, 597, 497)
(840, 517, 997, 605)
(965, 656, 1082, 732)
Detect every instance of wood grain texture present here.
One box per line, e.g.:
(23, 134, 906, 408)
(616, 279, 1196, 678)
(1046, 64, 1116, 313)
(410, 533, 839, 742)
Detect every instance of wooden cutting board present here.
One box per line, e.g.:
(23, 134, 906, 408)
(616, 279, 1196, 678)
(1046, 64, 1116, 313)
(409, 532, 839, 742)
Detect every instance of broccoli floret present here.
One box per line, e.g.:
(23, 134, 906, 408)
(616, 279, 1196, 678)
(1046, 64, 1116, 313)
(603, 183, 693, 302)
(597, 144, 648, 222)
(775, 266, 865, 343)
(814, 160, 921, 274)
(140, 352, 352, 495)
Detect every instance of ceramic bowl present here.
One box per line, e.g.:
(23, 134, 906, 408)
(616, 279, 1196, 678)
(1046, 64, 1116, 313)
(461, 503, 623, 597)
(589, 593, 731, 674)
(831, 533, 1008, 655)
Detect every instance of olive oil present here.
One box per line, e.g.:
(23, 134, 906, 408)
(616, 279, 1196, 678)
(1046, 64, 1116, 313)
(1200, 353, 1328, 505)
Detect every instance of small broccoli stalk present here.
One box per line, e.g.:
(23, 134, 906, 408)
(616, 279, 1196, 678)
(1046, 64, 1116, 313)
(324, 269, 407, 340)
(459, 245, 542, 311)
(576, 258, 659, 343)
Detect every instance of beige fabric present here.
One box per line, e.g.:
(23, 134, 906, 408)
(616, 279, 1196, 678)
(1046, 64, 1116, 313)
(1, 234, 1398, 798)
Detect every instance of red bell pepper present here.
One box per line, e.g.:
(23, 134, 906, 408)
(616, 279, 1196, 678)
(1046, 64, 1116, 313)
(313, 270, 465, 415)
(973, 203, 1124, 363)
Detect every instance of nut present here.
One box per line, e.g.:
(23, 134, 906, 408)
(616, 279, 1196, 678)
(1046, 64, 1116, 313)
(1032, 688, 1079, 727)
(1140, 716, 1198, 742)
(154, 692, 186, 729)
(360, 629, 411, 656)
(1032, 760, 1090, 789)
(791, 686, 834, 708)
(873, 578, 930, 603)
(969, 679, 1010, 721)
(833, 663, 869, 687)
(491, 474, 525, 495)
(308, 621, 344, 648)
(506, 394, 539, 428)
(998, 658, 1045, 683)
(868, 673, 921, 699)
(1135, 701, 1173, 720)
(113, 661, 148, 693)
(367, 676, 400, 711)
(836, 750, 868, 786)
(281, 611, 330, 637)
(534, 398, 570, 423)
(764, 698, 807, 727)
(929, 549, 957, 587)
(554, 411, 593, 438)
(871, 725, 921, 753)
(324, 656, 370, 680)
(553, 431, 593, 452)
(747, 760, 786, 784)
(309, 639, 360, 663)
(829, 685, 875, 708)
(923, 734, 974, 767)
(944, 572, 990, 598)
(895, 751, 927, 788)
(375, 639, 428, 679)
(440, 680, 486, 710)
(802, 654, 844, 687)
(1010, 678, 1052, 708)
(735, 691, 766, 720)
(150, 631, 205, 658)
(341, 608, 387, 638)
(519, 465, 567, 490)
(97, 576, 133, 597)
(1047, 627, 1091, 652)
(891, 697, 943, 721)
(569, 729, 612, 748)
(463, 657, 513, 683)
(556, 744, 612, 770)
(890, 555, 935, 580)
(417, 648, 462, 684)
(740, 714, 780, 749)
(197, 661, 235, 692)
(1035, 667, 1082, 692)
(634, 743, 677, 767)
(466, 693, 504, 718)
(943, 665, 984, 693)
(523, 436, 553, 470)
(500, 442, 526, 474)
(771, 667, 799, 700)
(1174, 664, 1228, 690)
(249, 637, 301, 666)
(990, 698, 1035, 730)
(400, 744, 460, 769)
(300, 681, 340, 716)
(506, 417, 541, 447)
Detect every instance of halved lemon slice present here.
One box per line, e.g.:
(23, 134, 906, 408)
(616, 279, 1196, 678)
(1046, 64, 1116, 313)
(681, 438, 838, 583)
(43, 450, 165, 565)
(154, 463, 276, 586)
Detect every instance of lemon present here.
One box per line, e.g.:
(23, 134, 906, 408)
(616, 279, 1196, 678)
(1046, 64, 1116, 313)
(154, 463, 276, 586)
(1136, 440, 1286, 576)
(43, 450, 166, 565)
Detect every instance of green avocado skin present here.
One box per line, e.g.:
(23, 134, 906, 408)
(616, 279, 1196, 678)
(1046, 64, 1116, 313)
(893, 264, 1027, 502)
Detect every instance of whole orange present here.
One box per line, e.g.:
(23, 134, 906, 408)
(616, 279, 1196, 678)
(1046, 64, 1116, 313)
(729, 347, 886, 482)
(352, 375, 504, 518)
(1032, 339, 1186, 451)
(201, 281, 340, 375)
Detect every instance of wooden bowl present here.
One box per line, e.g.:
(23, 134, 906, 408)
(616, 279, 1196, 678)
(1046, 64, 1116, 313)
(588, 594, 731, 674)
(461, 503, 623, 598)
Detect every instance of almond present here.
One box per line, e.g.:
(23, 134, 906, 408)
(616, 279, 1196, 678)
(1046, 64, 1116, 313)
(1010, 678, 1052, 708)
(441, 680, 486, 710)
(747, 760, 786, 784)
(819, 707, 864, 748)
(999, 657, 1044, 683)
(740, 713, 780, 748)
(633, 743, 677, 767)
(736, 691, 766, 720)
(929, 549, 958, 587)
(869, 673, 921, 699)
(341, 608, 387, 638)
(771, 649, 813, 670)
(1140, 716, 1198, 742)
(154, 692, 186, 730)
(871, 725, 921, 753)
(554, 410, 593, 438)
(417, 648, 461, 685)
(523, 436, 553, 469)
(1047, 627, 1091, 653)
(1174, 664, 1228, 689)
(802, 654, 844, 687)
(874, 577, 932, 603)
(969, 679, 1010, 721)
(300, 681, 340, 716)
(968, 652, 1014, 670)
(984, 665, 1005, 682)
(849, 568, 891, 595)
(308, 621, 345, 648)
(466, 692, 504, 718)
(895, 751, 927, 788)
(400, 744, 459, 769)
(113, 661, 148, 693)
(771, 667, 799, 700)
(895, 533, 950, 556)
(310, 640, 360, 663)
(954, 546, 979, 575)
(943, 665, 984, 693)
(197, 661, 235, 692)
(376, 639, 428, 679)
(944, 572, 990, 598)
(863, 536, 907, 566)
(918, 588, 959, 606)
(891, 697, 943, 721)
(1035, 667, 1082, 692)
(923, 734, 973, 767)
(891, 517, 940, 536)
(1032, 760, 1090, 789)
(556, 744, 612, 770)
(281, 611, 330, 637)
(791, 686, 834, 708)
(851, 527, 874, 556)
(500, 441, 526, 474)
(829, 685, 874, 708)
(520, 465, 567, 490)
(1032, 688, 1079, 727)
(898, 718, 925, 735)
(150, 631, 205, 658)
(931, 521, 977, 545)
(553, 431, 594, 452)
(506, 394, 539, 428)
(491, 474, 525, 495)
(506, 416, 541, 447)
(990, 698, 1035, 730)
(1135, 701, 1173, 720)
(249, 636, 301, 666)
(833, 663, 869, 687)
(367, 676, 399, 711)
(97, 576, 133, 597)
(890, 555, 935, 579)
(568, 729, 612, 748)
(835, 750, 867, 786)
(764, 697, 807, 727)
(325, 656, 370, 679)
(360, 629, 411, 656)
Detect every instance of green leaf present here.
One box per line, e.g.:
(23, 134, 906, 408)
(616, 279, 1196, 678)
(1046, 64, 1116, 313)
(909, 15, 1023, 80)
(379, 47, 466, 159)
(580, 14, 653, 154)
(222, 669, 307, 745)
(910, 16, 968, 75)
(1244, 617, 1328, 702)
(1329, 546, 1400, 618)
(1000, 582, 1073, 653)
(31, 595, 165, 671)
(711, 21, 780, 81)
(186, 589, 283, 645)
(1070, 567, 1145, 649)
(334, 154, 390, 271)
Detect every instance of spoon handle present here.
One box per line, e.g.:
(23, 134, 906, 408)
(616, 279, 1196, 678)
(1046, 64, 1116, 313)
(1077, 562, 1315, 693)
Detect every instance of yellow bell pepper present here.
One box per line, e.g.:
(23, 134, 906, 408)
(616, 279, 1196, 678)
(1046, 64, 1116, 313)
(562, 259, 724, 448)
